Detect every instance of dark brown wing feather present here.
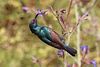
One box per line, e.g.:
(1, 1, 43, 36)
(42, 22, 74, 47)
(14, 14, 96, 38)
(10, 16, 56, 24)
(50, 29, 64, 47)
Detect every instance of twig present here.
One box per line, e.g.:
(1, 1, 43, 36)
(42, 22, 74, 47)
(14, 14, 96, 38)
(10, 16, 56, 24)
(65, 0, 73, 27)
(74, 0, 97, 67)
(49, 6, 66, 32)
(66, 0, 97, 41)
(95, 42, 100, 67)
(51, 0, 57, 8)
(64, 0, 73, 46)
(19, 0, 25, 6)
(74, 2, 81, 67)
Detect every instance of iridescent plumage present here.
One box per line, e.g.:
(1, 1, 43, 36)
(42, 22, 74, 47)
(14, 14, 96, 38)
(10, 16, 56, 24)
(29, 14, 77, 56)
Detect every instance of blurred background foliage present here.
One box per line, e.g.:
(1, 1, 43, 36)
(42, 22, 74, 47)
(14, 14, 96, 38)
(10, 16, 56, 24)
(0, 0, 100, 67)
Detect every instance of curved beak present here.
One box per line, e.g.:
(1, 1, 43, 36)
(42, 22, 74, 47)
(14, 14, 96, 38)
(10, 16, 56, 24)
(35, 13, 39, 19)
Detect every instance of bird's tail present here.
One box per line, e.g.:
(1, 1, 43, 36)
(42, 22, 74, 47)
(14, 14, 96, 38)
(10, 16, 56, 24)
(63, 45, 77, 56)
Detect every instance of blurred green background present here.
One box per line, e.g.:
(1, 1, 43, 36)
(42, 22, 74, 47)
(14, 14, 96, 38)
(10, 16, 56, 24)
(0, 0, 100, 67)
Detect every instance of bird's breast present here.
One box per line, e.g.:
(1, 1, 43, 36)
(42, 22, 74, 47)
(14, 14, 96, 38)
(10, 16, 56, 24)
(37, 27, 51, 38)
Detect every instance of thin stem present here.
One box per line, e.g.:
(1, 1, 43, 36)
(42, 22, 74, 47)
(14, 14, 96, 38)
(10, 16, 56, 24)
(19, 0, 25, 6)
(95, 43, 100, 67)
(75, 2, 81, 67)
(65, 0, 73, 26)
(49, 6, 66, 32)
(66, 0, 97, 37)
(64, 0, 73, 46)
(38, 61, 42, 67)
(65, 0, 97, 47)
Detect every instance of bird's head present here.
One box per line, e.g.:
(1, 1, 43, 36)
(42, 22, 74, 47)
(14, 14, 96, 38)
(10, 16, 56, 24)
(31, 18, 37, 24)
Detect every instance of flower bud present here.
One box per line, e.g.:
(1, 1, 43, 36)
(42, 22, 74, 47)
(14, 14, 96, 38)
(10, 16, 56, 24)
(90, 60, 97, 67)
(80, 45, 89, 55)
(57, 50, 64, 58)
(22, 6, 29, 13)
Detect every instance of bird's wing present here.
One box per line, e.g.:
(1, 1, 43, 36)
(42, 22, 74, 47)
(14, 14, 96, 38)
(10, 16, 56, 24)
(41, 26, 65, 47)
(48, 28, 65, 46)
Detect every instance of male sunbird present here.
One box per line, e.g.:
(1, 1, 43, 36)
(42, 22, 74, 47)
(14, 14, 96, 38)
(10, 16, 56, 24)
(29, 13, 77, 56)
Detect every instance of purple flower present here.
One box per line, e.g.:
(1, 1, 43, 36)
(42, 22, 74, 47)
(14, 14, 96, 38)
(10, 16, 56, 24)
(57, 50, 64, 58)
(60, 16, 65, 24)
(90, 60, 97, 67)
(34, 9, 47, 17)
(36, 9, 43, 16)
(80, 45, 89, 55)
(33, 9, 43, 17)
(67, 64, 71, 67)
(22, 6, 29, 13)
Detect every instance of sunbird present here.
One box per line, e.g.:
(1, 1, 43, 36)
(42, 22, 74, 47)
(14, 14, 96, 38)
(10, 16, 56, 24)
(29, 13, 77, 56)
